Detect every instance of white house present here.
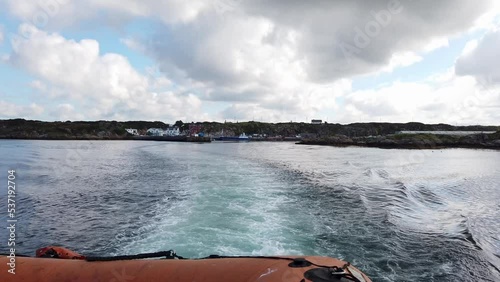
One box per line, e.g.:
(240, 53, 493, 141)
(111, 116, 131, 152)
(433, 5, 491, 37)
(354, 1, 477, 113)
(126, 128, 139, 136)
(164, 127, 180, 136)
(147, 128, 164, 136)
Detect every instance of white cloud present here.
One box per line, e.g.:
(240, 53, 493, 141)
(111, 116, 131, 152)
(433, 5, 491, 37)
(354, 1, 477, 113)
(336, 74, 500, 125)
(470, 1, 500, 31)
(426, 68, 456, 84)
(7, 24, 206, 122)
(460, 40, 479, 56)
(216, 79, 352, 122)
(29, 80, 48, 92)
(9, 24, 148, 104)
(129, 0, 495, 118)
(6, 22, 500, 124)
(0, 101, 44, 119)
(50, 103, 84, 121)
(423, 38, 450, 53)
(120, 37, 145, 53)
(456, 30, 500, 85)
(120, 0, 493, 123)
(2, 1, 500, 124)
(382, 52, 423, 73)
(5, 0, 494, 83)
(4, 0, 210, 28)
(232, 0, 493, 82)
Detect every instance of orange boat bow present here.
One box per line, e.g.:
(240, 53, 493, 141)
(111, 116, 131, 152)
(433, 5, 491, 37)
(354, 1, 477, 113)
(0, 255, 371, 282)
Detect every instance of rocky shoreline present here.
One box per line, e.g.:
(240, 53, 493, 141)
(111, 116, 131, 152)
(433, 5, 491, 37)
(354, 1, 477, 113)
(298, 133, 500, 150)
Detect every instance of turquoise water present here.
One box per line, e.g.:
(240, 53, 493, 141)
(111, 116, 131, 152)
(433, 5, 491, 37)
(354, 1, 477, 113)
(0, 140, 499, 281)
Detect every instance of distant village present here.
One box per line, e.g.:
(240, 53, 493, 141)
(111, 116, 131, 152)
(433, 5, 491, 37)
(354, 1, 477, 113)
(124, 120, 330, 140)
(125, 118, 497, 140)
(125, 123, 204, 137)
(125, 123, 292, 141)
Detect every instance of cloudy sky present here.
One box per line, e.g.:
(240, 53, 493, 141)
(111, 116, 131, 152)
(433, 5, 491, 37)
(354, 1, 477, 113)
(0, 0, 499, 124)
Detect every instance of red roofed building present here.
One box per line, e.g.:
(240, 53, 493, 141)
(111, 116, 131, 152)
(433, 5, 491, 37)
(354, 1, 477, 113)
(189, 123, 203, 136)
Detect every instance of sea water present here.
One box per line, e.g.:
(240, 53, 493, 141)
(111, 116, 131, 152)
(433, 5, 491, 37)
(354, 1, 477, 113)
(0, 140, 499, 281)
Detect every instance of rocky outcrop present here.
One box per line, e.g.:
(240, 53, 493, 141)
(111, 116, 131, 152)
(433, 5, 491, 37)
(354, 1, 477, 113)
(299, 132, 500, 150)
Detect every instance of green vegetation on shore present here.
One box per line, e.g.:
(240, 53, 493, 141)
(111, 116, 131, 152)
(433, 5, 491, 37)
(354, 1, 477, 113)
(0, 119, 168, 140)
(0, 119, 499, 149)
(185, 120, 498, 138)
(299, 132, 500, 149)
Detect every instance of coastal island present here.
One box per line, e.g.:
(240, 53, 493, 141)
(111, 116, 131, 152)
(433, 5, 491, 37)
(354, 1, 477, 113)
(0, 119, 499, 149)
(298, 132, 500, 150)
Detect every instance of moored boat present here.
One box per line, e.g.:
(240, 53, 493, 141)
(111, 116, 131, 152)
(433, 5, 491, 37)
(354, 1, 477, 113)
(215, 133, 250, 141)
